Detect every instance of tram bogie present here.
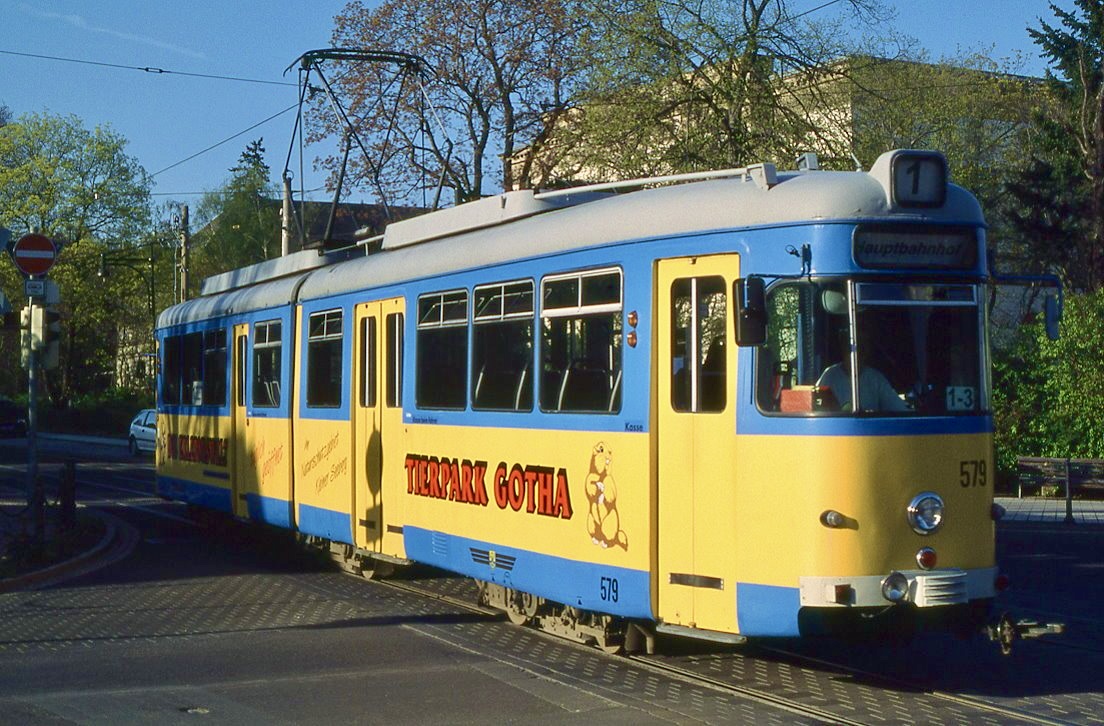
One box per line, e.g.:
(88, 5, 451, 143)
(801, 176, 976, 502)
(155, 149, 1060, 650)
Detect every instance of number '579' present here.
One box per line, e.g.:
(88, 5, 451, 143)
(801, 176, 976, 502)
(960, 459, 986, 488)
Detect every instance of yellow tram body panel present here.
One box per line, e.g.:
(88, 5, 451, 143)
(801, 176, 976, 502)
(237, 415, 294, 521)
(732, 432, 994, 585)
(395, 424, 652, 572)
(156, 412, 234, 511)
(291, 417, 354, 539)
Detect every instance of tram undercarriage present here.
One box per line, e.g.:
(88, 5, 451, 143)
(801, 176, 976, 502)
(476, 581, 657, 655)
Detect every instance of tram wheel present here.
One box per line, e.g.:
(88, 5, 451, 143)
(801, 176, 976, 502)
(507, 590, 539, 625)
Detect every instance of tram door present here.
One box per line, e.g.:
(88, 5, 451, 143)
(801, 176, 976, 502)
(353, 298, 405, 556)
(231, 323, 250, 518)
(656, 255, 741, 634)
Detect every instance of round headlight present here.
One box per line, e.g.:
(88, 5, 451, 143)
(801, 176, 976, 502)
(907, 492, 944, 535)
(881, 571, 909, 603)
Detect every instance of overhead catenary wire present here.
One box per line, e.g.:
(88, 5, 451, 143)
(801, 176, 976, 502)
(151, 103, 298, 178)
(0, 48, 298, 87)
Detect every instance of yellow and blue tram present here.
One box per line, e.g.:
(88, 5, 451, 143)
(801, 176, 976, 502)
(156, 150, 1033, 648)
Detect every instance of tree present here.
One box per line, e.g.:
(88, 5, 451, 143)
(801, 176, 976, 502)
(320, 0, 588, 204)
(0, 113, 151, 248)
(1005, 0, 1104, 292)
(834, 52, 1040, 266)
(190, 139, 280, 285)
(0, 112, 153, 401)
(542, 0, 897, 182)
(993, 289, 1104, 470)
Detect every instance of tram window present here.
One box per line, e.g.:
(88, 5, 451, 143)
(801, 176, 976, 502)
(252, 321, 282, 408)
(181, 332, 204, 405)
(671, 276, 727, 413)
(360, 317, 377, 408)
(756, 280, 986, 416)
(307, 310, 343, 408)
(472, 280, 534, 411)
(235, 335, 246, 408)
(162, 335, 182, 405)
(386, 313, 403, 408)
(417, 290, 468, 409)
(202, 329, 227, 407)
(540, 268, 623, 413)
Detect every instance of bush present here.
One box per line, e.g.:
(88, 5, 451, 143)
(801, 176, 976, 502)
(993, 289, 1104, 479)
(40, 388, 153, 437)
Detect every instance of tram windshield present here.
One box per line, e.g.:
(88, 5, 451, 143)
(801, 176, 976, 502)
(756, 280, 987, 416)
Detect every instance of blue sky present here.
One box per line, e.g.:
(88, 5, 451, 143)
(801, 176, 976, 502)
(0, 0, 1076, 211)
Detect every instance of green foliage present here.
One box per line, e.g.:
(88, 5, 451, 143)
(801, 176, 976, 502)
(39, 387, 153, 436)
(553, 0, 898, 181)
(848, 54, 1036, 214)
(0, 112, 154, 403)
(1006, 0, 1104, 292)
(190, 139, 280, 284)
(993, 290, 1104, 475)
(0, 113, 151, 245)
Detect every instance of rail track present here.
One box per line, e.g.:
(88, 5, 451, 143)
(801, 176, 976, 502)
(6, 459, 1096, 725)
(369, 568, 1091, 725)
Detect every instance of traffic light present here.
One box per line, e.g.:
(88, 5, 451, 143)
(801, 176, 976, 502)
(42, 306, 62, 370)
(20, 304, 62, 369)
(30, 305, 45, 350)
(20, 306, 32, 369)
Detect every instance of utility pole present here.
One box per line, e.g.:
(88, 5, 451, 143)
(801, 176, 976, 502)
(26, 306, 41, 544)
(179, 204, 190, 303)
(281, 173, 294, 256)
(8, 230, 62, 549)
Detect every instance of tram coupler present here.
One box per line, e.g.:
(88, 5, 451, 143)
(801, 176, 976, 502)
(985, 612, 1066, 655)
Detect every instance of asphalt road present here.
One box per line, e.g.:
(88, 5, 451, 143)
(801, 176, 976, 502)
(1, 437, 1102, 725)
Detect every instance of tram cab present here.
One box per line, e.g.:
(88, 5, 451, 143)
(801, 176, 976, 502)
(676, 150, 1054, 639)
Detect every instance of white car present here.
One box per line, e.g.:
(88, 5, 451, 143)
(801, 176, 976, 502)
(128, 409, 157, 456)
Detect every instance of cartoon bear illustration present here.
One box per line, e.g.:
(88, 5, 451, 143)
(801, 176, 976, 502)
(585, 442, 628, 550)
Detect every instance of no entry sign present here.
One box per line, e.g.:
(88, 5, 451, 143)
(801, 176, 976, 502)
(11, 233, 57, 277)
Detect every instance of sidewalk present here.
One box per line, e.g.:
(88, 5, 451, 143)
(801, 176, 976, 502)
(38, 432, 128, 448)
(996, 496, 1104, 526)
(0, 488, 118, 593)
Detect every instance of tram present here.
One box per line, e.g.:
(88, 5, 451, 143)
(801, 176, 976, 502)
(155, 149, 1056, 651)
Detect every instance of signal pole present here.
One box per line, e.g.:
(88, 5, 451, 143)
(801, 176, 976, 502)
(26, 300, 41, 545)
(179, 204, 190, 303)
(6, 230, 61, 548)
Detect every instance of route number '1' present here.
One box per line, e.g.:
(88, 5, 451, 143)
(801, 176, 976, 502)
(892, 152, 946, 207)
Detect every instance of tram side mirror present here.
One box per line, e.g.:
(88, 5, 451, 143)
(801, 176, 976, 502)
(734, 277, 766, 347)
(1045, 293, 1061, 341)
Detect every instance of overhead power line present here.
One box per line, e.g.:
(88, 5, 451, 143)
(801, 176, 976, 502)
(0, 48, 298, 87)
(152, 103, 298, 178)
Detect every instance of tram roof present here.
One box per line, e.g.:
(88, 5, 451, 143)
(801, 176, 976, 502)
(159, 150, 985, 328)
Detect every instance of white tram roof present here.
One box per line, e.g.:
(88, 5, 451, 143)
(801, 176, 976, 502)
(159, 150, 984, 328)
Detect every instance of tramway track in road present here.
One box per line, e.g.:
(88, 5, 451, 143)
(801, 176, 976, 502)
(346, 567, 1070, 726)
(365, 570, 863, 725)
(1, 461, 192, 526)
(752, 643, 1078, 726)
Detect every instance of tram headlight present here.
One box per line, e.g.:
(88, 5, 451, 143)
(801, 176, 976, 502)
(906, 492, 944, 535)
(881, 571, 910, 603)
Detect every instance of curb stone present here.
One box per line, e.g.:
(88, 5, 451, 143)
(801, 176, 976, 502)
(0, 509, 119, 593)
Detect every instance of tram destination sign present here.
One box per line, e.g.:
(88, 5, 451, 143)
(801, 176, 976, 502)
(853, 225, 977, 269)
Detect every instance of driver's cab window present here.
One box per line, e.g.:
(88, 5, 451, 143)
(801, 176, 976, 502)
(757, 280, 985, 417)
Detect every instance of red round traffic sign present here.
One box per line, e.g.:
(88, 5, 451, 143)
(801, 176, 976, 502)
(12, 233, 57, 276)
